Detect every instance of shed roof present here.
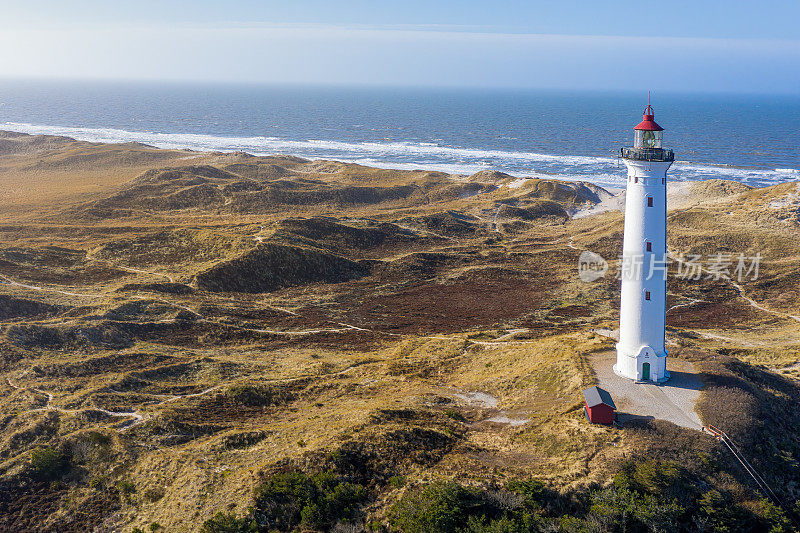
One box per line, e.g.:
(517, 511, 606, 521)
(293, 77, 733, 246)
(583, 386, 616, 409)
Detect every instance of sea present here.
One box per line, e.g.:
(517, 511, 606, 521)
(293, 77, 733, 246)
(0, 79, 798, 189)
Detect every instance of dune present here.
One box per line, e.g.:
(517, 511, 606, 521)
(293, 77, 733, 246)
(0, 131, 799, 532)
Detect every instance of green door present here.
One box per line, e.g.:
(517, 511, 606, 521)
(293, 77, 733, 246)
(642, 363, 650, 381)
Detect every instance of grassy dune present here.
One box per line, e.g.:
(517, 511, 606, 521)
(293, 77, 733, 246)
(0, 131, 799, 531)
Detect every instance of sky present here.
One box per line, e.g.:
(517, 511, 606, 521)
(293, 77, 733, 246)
(1, 1, 798, 94)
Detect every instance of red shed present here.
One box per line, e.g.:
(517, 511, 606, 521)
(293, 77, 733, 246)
(583, 386, 616, 425)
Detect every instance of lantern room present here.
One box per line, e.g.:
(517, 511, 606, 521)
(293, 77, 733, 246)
(633, 103, 663, 149)
(622, 98, 673, 163)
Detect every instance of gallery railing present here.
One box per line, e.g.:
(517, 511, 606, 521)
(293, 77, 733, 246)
(621, 147, 675, 162)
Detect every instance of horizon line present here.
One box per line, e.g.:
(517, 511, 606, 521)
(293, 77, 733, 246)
(1, 75, 799, 97)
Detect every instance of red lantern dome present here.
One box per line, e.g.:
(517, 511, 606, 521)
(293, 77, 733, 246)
(621, 95, 674, 162)
(634, 104, 663, 132)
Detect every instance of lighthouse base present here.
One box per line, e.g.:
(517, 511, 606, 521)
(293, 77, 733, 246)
(614, 343, 670, 383)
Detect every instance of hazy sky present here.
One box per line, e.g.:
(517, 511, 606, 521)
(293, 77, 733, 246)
(1, 1, 798, 93)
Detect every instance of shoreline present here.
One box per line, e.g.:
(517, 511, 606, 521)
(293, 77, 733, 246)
(1, 126, 796, 190)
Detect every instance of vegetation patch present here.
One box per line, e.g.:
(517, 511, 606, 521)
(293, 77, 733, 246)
(0, 295, 63, 320)
(356, 268, 551, 334)
(276, 216, 417, 253)
(28, 446, 71, 480)
(196, 242, 370, 293)
(216, 430, 270, 450)
(224, 383, 296, 408)
(6, 323, 134, 350)
(497, 200, 569, 223)
(88, 165, 236, 212)
(201, 471, 368, 532)
(389, 459, 792, 533)
(696, 356, 800, 506)
(118, 282, 195, 295)
(400, 210, 483, 236)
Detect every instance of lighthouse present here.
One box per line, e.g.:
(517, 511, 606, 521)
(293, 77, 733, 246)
(614, 101, 674, 383)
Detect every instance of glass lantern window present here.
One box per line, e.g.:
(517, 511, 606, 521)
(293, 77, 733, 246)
(635, 130, 663, 148)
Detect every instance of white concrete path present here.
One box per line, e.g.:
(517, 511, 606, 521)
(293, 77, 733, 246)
(590, 351, 703, 431)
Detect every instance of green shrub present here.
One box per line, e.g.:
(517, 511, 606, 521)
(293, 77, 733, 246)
(600, 460, 793, 533)
(390, 482, 475, 533)
(612, 459, 694, 506)
(202, 471, 368, 532)
(251, 471, 367, 531)
(202, 459, 795, 533)
(463, 514, 530, 532)
(390, 480, 547, 533)
(505, 478, 546, 504)
(144, 486, 165, 502)
(87, 431, 112, 446)
(444, 409, 466, 421)
(29, 446, 69, 480)
(388, 462, 795, 533)
(225, 384, 292, 407)
(200, 512, 255, 533)
(117, 479, 136, 504)
(589, 486, 684, 532)
(697, 490, 791, 533)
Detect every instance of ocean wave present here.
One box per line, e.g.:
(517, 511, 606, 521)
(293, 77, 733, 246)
(671, 162, 797, 181)
(2, 121, 607, 165)
(342, 157, 627, 187)
(2, 121, 796, 189)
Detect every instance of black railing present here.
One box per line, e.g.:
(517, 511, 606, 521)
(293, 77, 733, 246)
(621, 147, 675, 162)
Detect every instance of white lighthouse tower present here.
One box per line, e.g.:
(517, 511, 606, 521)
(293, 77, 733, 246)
(614, 101, 674, 383)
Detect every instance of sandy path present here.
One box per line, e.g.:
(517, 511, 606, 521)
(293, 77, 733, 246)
(728, 277, 800, 324)
(4, 359, 375, 434)
(86, 250, 176, 284)
(666, 296, 704, 313)
(670, 253, 800, 325)
(0, 274, 105, 299)
(7, 377, 145, 429)
(0, 268, 366, 337)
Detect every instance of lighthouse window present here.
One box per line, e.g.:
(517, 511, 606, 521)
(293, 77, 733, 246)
(646, 241, 652, 252)
(634, 177, 638, 183)
(635, 130, 663, 149)
(645, 291, 651, 301)
(647, 196, 654, 207)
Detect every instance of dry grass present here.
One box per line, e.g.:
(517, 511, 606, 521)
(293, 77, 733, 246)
(0, 132, 799, 530)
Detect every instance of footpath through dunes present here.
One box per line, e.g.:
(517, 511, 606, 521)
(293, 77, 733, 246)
(3, 134, 800, 530)
(664, 179, 800, 323)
